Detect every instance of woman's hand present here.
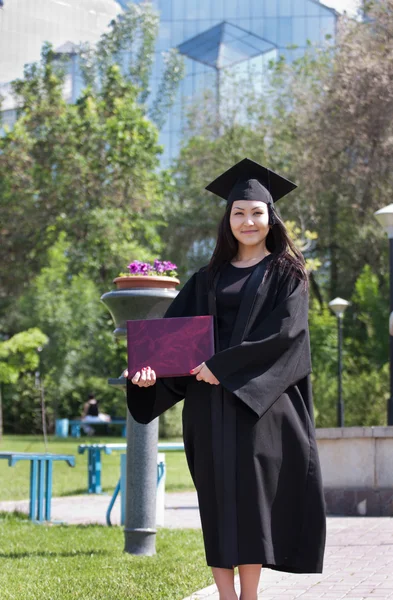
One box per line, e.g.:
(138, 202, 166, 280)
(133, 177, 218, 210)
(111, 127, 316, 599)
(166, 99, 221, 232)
(123, 367, 156, 387)
(190, 362, 220, 385)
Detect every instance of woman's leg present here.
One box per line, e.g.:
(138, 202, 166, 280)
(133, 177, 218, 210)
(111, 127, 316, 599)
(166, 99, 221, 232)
(211, 567, 238, 600)
(238, 564, 262, 600)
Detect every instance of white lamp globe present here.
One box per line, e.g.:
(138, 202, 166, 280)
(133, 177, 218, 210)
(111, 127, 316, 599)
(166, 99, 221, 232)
(374, 204, 393, 238)
(329, 297, 350, 318)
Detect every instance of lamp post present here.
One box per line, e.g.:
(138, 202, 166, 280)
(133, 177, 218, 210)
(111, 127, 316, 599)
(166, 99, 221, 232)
(374, 203, 393, 425)
(329, 297, 350, 427)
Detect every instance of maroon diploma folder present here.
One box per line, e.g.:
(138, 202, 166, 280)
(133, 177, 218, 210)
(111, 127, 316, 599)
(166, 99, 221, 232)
(126, 315, 215, 378)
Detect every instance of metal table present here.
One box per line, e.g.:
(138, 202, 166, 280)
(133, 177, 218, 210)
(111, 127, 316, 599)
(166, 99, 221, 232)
(0, 452, 75, 522)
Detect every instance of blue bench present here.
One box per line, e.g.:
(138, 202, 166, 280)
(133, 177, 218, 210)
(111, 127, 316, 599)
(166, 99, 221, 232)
(77, 442, 184, 494)
(68, 419, 127, 438)
(0, 452, 75, 523)
(77, 444, 113, 494)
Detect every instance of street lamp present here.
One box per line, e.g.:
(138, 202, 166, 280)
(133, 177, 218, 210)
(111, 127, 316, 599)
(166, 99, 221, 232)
(374, 203, 393, 425)
(329, 297, 350, 427)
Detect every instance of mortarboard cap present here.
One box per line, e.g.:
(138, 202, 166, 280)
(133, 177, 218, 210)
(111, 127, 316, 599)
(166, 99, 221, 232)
(205, 158, 297, 206)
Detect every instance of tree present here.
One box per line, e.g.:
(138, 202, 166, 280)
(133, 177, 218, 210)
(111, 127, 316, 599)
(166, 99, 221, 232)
(0, 3, 185, 433)
(3, 233, 127, 433)
(79, 2, 184, 129)
(0, 328, 48, 439)
(269, 2, 393, 299)
(0, 2, 184, 316)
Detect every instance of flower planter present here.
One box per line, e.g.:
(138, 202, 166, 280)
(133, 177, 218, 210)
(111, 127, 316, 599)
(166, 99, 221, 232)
(101, 284, 179, 337)
(113, 276, 180, 291)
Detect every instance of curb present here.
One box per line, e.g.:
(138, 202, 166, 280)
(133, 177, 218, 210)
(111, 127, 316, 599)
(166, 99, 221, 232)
(181, 582, 218, 600)
(182, 576, 240, 600)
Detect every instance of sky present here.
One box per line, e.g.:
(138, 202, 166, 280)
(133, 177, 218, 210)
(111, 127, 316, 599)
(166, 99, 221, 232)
(321, 0, 361, 16)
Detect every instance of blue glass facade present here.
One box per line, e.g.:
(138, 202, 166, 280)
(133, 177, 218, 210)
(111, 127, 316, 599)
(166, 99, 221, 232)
(0, 0, 337, 160)
(136, 0, 337, 163)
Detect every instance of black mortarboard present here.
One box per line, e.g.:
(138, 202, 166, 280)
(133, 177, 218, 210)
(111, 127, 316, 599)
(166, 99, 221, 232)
(205, 158, 297, 206)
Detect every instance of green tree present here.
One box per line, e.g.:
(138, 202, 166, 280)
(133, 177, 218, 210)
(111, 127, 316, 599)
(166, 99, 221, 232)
(0, 46, 163, 307)
(0, 328, 48, 439)
(79, 2, 184, 129)
(310, 265, 390, 428)
(0, 2, 184, 313)
(3, 233, 127, 433)
(269, 3, 393, 300)
(0, 4, 185, 433)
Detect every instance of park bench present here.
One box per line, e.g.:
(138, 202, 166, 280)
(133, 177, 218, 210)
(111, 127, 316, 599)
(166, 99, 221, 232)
(66, 419, 127, 438)
(77, 442, 184, 494)
(0, 452, 75, 523)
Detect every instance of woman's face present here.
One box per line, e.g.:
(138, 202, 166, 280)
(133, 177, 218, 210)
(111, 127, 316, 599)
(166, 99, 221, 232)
(229, 200, 270, 248)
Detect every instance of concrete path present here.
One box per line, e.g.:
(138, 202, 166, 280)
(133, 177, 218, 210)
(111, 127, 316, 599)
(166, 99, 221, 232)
(1, 492, 393, 599)
(183, 514, 393, 600)
(0, 491, 201, 528)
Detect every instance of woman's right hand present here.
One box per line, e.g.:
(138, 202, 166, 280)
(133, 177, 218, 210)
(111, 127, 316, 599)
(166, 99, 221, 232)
(123, 367, 157, 387)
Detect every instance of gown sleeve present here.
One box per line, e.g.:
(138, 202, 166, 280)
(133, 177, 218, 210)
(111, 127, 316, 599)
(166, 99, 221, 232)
(205, 268, 312, 419)
(126, 272, 198, 424)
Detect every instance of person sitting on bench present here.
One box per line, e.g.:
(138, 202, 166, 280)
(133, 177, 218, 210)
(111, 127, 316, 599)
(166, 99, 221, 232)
(81, 393, 111, 435)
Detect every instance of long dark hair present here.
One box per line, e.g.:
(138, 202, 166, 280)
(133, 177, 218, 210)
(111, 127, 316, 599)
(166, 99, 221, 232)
(207, 203, 308, 288)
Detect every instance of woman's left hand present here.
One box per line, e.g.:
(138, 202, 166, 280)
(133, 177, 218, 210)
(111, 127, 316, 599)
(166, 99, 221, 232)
(190, 362, 220, 385)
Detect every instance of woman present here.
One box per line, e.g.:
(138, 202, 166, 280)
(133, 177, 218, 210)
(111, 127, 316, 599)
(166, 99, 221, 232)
(125, 158, 326, 600)
(81, 393, 111, 435)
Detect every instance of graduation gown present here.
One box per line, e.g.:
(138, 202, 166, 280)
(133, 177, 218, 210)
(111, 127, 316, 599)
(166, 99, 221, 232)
(126, 255, 326, 573)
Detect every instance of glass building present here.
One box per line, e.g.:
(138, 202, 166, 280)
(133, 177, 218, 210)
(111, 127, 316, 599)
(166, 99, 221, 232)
(141, 0, 338, 162)
(0, 0, 337, 162)
(0, 0, 122, 128)
(0, 0, 121, 83)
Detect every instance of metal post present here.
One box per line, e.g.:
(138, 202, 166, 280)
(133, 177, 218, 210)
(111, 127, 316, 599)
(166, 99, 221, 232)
(337, 315, 344, 427)
(388, 238, 393, 425)
(37, 459, 45, 522)
(94, 447, 102, 494)
(88, 448, 94, 493)
(124, 412, 158, 555)
(120, 453, 126, 527)
(45, 459, 53, 521)
(30, 459, 38, 521)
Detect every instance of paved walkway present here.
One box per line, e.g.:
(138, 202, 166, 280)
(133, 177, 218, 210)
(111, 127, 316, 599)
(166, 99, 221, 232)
(1, 492, 393, 599)
(0, 491, 201, 528)
(184, 513, 393, 600)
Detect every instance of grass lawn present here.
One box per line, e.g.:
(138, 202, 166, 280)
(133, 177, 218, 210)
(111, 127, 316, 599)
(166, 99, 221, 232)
(0, 512, 213, 600)
(0, 435, 195, 501)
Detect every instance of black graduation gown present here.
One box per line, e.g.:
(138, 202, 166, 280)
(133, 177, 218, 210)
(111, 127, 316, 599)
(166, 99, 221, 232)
(126, 255, 326, 573)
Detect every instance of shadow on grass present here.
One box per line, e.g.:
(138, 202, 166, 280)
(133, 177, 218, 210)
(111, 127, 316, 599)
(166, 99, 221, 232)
(0, 550, 111, 559)
(0, 510, 29, 520)
(58, 487, 102, 497)
(58, 487, 116, 497)
(0, 511, 119, 529)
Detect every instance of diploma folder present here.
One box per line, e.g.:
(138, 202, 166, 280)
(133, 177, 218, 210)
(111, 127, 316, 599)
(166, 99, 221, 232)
(126, 315, 215, 378)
